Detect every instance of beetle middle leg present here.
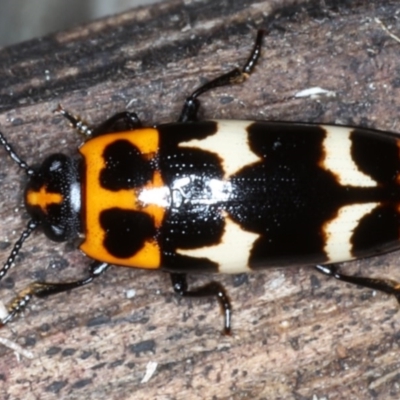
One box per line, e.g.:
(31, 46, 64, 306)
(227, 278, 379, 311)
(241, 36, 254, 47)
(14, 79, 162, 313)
(315, 264, 400, 303)
(170, 273, 232, 334)
(178, 29, 265, 123)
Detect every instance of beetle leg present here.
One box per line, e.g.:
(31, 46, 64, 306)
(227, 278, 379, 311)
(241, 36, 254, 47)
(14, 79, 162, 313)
(56, 105, 142, 138)
(315, 264, 400, 303)
(178, 29, 265, 122)
(0, 261, 109, 327)
(170, 272, 232, 334)
(91, 111, 142, 137)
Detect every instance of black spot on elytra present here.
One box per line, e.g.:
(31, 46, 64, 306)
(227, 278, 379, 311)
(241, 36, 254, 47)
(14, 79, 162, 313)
(352, 205, 400, 257)
(100, 140, 153, 191)
(351, 128, 400, 184)
(100, 208, 156, 258)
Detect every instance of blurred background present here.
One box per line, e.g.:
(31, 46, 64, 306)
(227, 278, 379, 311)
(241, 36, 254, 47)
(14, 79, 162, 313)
(0, 0, 162, 46)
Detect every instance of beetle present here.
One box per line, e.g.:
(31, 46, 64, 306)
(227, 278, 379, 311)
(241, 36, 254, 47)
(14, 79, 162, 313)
(1, 29, 400, 335)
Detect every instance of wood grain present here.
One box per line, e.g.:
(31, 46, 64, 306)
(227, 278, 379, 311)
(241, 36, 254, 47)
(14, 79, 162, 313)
(1, 0, 400, 399)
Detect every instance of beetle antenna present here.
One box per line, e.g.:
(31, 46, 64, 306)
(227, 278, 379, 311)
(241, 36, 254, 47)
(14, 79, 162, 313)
(54, 104, 93, 138)
(0, 131, 35, 176)
(0, 220, 39, 281)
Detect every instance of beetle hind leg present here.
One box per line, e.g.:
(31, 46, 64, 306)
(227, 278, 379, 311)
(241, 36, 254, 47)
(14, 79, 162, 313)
(315, 264, 400, 303)
(170, 273, 232, 335)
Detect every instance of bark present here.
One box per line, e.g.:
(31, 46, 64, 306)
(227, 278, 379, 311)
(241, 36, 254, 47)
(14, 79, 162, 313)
(1, 0, 400, 399)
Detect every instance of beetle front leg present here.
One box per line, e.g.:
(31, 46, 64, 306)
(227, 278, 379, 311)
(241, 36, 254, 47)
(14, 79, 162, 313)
(170, 273, 232, 334)
(56, 105, 142, 138)
(91, 111, 142, 137)
(0, 261, 109, 327)
(315, 264, 400, 303)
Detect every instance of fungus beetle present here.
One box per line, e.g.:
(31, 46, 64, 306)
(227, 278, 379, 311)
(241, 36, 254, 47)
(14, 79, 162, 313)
(1, 30, 400, 334)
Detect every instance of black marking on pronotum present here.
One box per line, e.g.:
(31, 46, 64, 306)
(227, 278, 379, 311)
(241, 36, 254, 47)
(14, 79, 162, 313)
(1, 30, 400, 336)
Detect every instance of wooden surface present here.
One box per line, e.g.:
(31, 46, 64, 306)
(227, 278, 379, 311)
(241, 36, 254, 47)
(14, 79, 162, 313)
(1, 0, 400, 399)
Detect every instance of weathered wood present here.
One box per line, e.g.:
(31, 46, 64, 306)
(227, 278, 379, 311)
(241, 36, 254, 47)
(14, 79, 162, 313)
(1, 0, 400, 399)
